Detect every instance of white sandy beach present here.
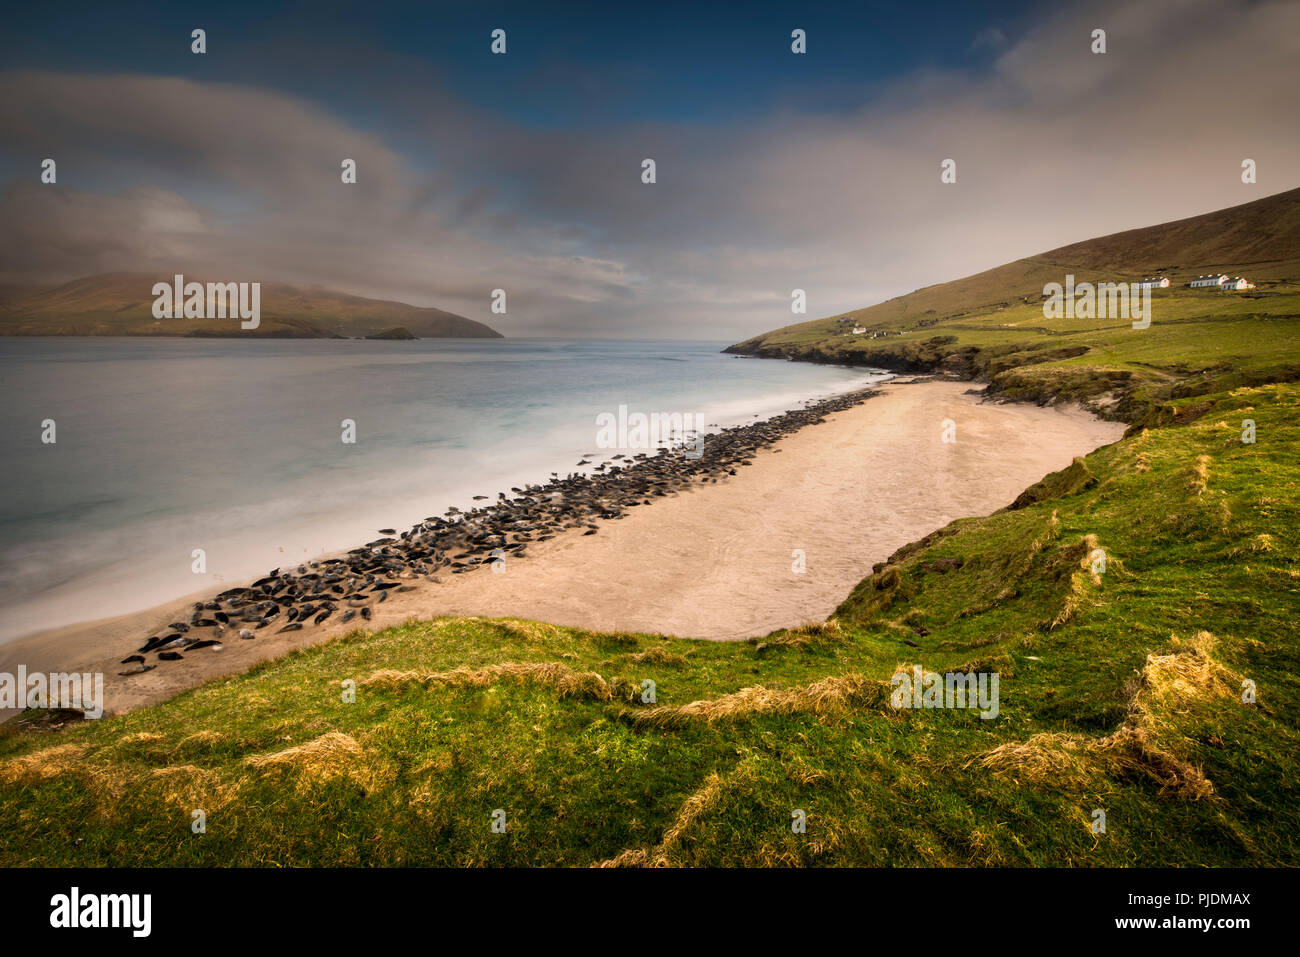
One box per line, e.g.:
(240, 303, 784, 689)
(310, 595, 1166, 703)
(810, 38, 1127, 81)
(0, 378, 1125, 717)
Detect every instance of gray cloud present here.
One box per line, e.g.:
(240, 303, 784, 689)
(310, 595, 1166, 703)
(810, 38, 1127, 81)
(1, 0, 1297, 339)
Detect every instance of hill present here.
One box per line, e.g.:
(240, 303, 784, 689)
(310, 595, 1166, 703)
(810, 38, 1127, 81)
(0, 273, 503, 339)
(726, 186, 1300, 421)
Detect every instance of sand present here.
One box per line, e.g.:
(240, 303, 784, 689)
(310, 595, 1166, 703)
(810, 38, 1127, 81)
(0, 379, 1126, 717)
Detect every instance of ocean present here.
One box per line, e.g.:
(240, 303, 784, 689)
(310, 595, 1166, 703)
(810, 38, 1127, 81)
(0, 337, 887, 641)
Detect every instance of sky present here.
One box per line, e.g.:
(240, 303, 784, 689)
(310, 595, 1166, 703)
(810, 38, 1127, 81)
(0, 0, 1297, 339)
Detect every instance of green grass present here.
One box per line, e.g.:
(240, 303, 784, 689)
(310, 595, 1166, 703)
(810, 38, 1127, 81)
(2, 377, 1297, 866)
(728, 286, 1300, 421)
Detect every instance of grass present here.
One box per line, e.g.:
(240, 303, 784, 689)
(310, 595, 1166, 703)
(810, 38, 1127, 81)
(727, 286, 1300, 422)
(1, 377, 1297, 866)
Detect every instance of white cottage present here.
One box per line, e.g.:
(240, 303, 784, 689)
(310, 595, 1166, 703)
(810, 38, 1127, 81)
(1189, 274, 1230, 288)
(1220, 277, 1255, 291)
(1137, 277, 1170, 288)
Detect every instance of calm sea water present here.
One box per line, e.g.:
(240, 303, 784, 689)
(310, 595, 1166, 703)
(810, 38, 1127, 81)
(0, 337, 887, 641)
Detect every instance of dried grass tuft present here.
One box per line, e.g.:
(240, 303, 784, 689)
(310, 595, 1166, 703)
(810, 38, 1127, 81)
(972, 631, 1235, 799)
(242, 731, 386, 793)
(361, 661, 617, 701)
(623, 673, 888, 729)
(174, 730, 226, 755)
(593, 848, 651, 868)
(1189, 454, 1211, 495)
(0, 743, 87, 785)
(756, 618, 846, 653)
(626, 647, 689, 667)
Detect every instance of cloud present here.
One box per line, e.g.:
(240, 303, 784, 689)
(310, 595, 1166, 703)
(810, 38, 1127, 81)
(0, 0, 1297, 339)
(971, 27, 1008, 53)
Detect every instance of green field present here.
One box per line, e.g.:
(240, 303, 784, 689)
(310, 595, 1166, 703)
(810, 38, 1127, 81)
(727, 285, 1300, 422)
(3, 192, 1299, 867)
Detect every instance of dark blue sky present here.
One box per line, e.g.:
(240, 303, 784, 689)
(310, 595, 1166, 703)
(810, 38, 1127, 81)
(3, 0, 1036, 128)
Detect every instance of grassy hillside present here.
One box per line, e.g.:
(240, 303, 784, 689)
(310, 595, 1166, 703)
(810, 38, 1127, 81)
(0, 273, 503, 339)
(2, 193, 1298, 866)
(726, 186, 1300, 421)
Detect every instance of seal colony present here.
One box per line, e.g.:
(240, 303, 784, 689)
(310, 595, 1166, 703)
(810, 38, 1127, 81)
(117, 386, 885, 677)
(6, 377, 1129, 719)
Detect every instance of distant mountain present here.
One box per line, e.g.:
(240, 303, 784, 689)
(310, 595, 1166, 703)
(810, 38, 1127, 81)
(727, 185, 1300, 355)
(0, 273, 503, 339)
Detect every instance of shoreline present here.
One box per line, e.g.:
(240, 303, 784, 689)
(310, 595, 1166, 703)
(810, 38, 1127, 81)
(0, 378, 1126, 718)
(0, 338, 883, 643)
(2, 335, 883, 642)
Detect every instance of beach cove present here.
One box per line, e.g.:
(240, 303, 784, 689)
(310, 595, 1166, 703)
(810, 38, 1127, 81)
(0, 378, 1125, 717)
